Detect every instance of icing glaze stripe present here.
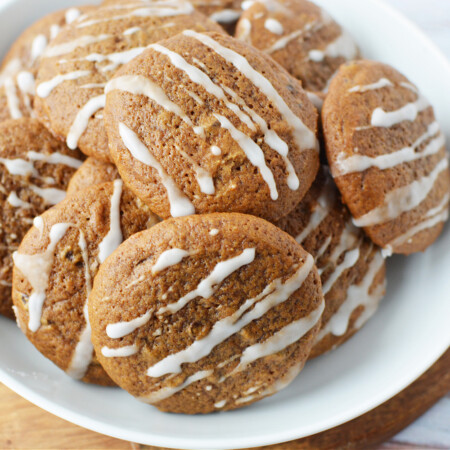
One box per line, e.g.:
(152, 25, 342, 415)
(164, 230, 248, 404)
(107, 311, 152, 339)
(102, 344, 138, 357)
(152, 248, 190, 275)
(36, 70, 91, 98)
(348, 78, 393, 93)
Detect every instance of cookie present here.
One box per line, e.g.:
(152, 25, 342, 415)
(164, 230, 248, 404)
(101, 0, 244, 34)
(67, 157, 118, 195)
(0, 6, 90, 122)
(89, 213, 324, 413)
(0, 118, 84, 319)
(12, 181, 160, 385)
(104, 31, 319, 221)
(33, 2, 223, 162)
(276, 168, 386, 357)
(235, 0, 359, 108)
(322, 60, 450, 255)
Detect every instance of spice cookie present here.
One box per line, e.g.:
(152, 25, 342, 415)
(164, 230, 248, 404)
(235, 0, 359, 109)
(276, 168, 386, 357)
(0, 6, 90, 122)
(89, 213, 324, 413)
(322, 60, 450, 255)
(68, 157, 119, 195)
(12, 181, 160, 385)
(104, 31, 319, 221)
(101, 0, 244, 34)
(33, 1, 223, 162)
(0, 118, 84, 319)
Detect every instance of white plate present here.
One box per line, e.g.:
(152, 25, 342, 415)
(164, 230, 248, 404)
(0, 0, 449, 448)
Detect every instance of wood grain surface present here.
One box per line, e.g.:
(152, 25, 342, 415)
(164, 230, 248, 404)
(1, 348, 448, 450)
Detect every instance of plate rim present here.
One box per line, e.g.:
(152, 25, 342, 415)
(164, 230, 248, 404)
(0, 0, 449, 448)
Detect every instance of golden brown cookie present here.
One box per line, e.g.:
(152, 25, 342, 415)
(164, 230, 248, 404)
(0, 118, 84, 319)
(67, 157, 118, 195)
(0, 6, 92, 122)
(276, 168, 386, 357)
(322, 60, 450, 255)
(104, 31, 319, 221)
(101, 0, 243, 34)
(12, 181, 159, 385)
(34, 2, 223, 162)
(235, 0, 359, 108)
(89, 213, 324, 413)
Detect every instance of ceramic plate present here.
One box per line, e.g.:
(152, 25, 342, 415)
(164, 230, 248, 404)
(0, 0, 449, 448)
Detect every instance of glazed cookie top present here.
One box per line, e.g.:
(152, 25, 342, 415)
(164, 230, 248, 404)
(101, 0, 244, 33)
(0, 6, 90, 122)
(0, 118, 84, 318)
(12, 181, 159, 385)
(104, 31, 319, 221)
(322, 60, 450, 255)
(89, 213, 324, 413)
(33, 1, 223, 162)
(276, 168, 386, 357)
(235, 0, 358, 107)
(67, 157, 119, 195)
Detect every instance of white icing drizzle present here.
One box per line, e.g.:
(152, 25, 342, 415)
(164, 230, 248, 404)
(214, 399, 227, 409)
(371, 92, 429, 128)
(16, 71, 35, 95)
(316, 250, 385, 341)
(348, 78, 393, 93)
(232, 300, 324, 373)
(0, 156, 36, 176)
(66, 94, 106, 150)
(316, 235, 332, 260)
(27, 151, 83, 169)
(237, 18, 252, 43)
(264, 18, 283, 35)
(31, 34, 48, 63)
(102, 344, 138, 357)
(107, 311, 152, 339)
(7, 192, 31, 209)
(124, 26, 141, 35)
(44, 34, 112, 58)
(147, 254, 314, 377)
(98, 179, 123, 263)
(36, 70, 91, 98)
(13, 223, 71, 332)
(306, 91, 323, 110)
(29, 185, 66, 205)
(353, 157, 449, 227)
(335, 122, 444, 176)
(157, 248, 256, 316)
(214, 113, 278, 200)
(210, 145, 221, 155)
(106, 75, 204, 138)
(382, 193, 450, 255)
(308, 31, 358, 62)
(152, 248, 190, 275)
(210, 9, 241, 23)
(118, 122, 195, 217)
(209, 228, 219, 236)
(321, 247, 360, 295)
(183, 30, 317, 152)
(141, 370, 213, 404)
(265, 27, 309, 54)
(65, 8, 81, 24)
(4, 77, 22, 119)
(50, 25, 60, 40)
(66, 231, 94, 379)
(33, 216, 44, 234)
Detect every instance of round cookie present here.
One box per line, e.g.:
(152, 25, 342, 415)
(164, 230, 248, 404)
(235, 0, 359, 108)
(0, 118, 84, 319)
(276, 168, 386, 357)
(0, 6, 91, 122)
(33, 2, 224, 162)
(104, 31, 319, 221)
(12, 181, 160, 385)
(101, 0, 244, 34)
(322, 60, 450, 255)
(68, 157, 119, 195)
(89, 213, 324, 413)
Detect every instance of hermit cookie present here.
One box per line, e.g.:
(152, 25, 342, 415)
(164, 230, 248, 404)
(102, 0, 244, 34)
(12, 181, 159, 385)
(89, 213, 324, 413)
(0, 118, 84, 319)
(0, 6, 89, 122)
(322, 60, 450, 255)
(235, 0, 358, 108)
(33, 1, 223, 162)
(67, 157, 118, 195)
(104, 31, 319, 221)
(276, 168, 386, 357)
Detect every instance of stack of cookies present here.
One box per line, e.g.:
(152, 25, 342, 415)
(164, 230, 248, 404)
(0, 0, 448, 414)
